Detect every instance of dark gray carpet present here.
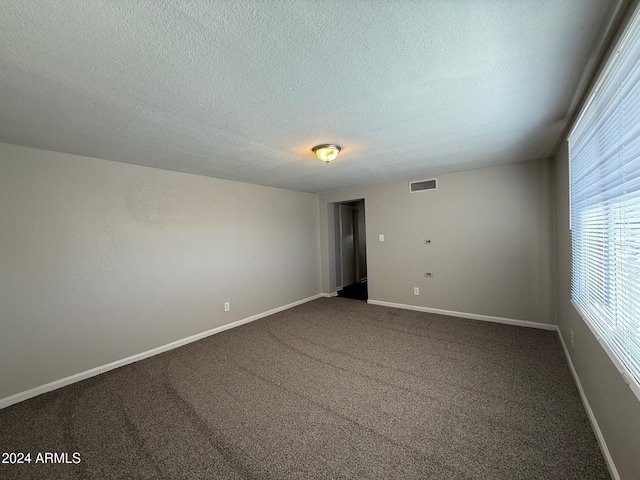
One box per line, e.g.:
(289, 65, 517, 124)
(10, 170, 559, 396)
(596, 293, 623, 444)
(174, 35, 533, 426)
(0, 298, 609, 479)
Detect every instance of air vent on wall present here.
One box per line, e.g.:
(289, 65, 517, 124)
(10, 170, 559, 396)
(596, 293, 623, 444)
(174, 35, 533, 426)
(409, 178, 437, 193)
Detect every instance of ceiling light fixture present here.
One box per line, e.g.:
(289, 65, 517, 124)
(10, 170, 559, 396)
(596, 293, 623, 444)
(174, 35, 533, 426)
(312, 144, 342, 163)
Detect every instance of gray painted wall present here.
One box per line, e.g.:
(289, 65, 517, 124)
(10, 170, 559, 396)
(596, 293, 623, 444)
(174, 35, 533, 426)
(554, 142, 640, 479)
(320, 159, 556, 324)
(0, 143, 321, 401)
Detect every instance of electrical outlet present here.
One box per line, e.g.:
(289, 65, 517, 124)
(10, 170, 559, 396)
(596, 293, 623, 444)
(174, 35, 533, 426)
(379, 234, 385, 242)
(413, 287, 420, 295)
(570, 331, 574, 347)
(424, 239, 432, 245)
(424, 272, 433, 277)
(224, 302, 230, 312)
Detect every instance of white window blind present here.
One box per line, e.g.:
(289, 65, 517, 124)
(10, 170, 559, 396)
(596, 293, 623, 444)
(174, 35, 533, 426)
(569, 5, 640, 397)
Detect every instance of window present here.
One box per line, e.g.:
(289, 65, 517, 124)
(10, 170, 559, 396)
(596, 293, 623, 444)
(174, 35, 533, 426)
(569, 5, 640, 399)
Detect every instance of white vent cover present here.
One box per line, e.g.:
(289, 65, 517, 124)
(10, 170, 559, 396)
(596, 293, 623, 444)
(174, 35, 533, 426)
(409, 178, 437, 193)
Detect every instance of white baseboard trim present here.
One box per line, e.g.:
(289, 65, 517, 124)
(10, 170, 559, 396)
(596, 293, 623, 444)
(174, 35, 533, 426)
(366, 299, 557, 331)
(320, 292, 338, 298)
(556, 329, 620, 480)
(0, 293, 322, 410)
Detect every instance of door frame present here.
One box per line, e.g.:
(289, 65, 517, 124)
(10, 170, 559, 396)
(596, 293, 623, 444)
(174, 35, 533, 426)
(330, 198, 367, 293)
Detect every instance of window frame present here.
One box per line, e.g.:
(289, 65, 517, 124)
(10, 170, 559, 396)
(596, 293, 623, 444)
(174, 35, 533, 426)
(568, 4, 640, 403)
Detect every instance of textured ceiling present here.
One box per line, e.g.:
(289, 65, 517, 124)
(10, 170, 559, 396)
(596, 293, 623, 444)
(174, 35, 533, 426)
(0, 1, 621, 192)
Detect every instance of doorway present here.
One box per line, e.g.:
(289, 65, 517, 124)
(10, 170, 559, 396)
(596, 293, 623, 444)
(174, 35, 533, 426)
(332, 199, 367, 300)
